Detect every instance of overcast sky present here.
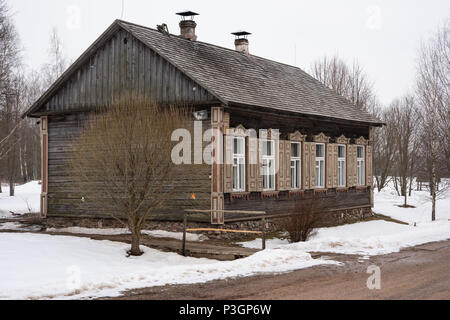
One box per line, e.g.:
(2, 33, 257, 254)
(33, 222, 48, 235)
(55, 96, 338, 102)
(9, 0, 450, 105)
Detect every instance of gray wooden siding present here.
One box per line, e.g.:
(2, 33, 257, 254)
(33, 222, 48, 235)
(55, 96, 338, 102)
(224, 190, 371, 219)
(47, 113, 211, 219)
(42, 29, 217, 114)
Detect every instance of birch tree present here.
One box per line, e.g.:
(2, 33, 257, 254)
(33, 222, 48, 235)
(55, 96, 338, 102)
(415, 22, 449, 221)
(373, 106, 396, 192)
(391, 96, 419, 207)
(0, 0, 22, 195)
(41, 27, 68, 89)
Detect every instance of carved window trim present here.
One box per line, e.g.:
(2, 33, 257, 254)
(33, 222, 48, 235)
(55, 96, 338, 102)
(232, 136, 246, 192)
(355, 136, 369, 146)
(290, 142, 302, 190)
(337, 144, 347, 188)
(315, 143, 326, 188)
(313, 132, 330, 144)
(226, 124, 248, 137)
(259, 128, 280, 141)
(356, 145, 366, 186)
(289, 131, 307, 142)
(335, 134, 351, 145)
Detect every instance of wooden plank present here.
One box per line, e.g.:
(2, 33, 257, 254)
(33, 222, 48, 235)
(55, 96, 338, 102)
(186, 228, 262, 235)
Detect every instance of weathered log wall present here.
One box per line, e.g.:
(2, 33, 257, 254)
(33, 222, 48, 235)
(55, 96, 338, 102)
(39, 29, 218, 115)
(47, 113, 211, 219)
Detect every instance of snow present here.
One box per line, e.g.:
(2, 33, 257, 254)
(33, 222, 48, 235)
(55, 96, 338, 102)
(0, 181, 41, 218)
(0, 222, 41, 232)
(239, 179, 450, 255)
(239, 220, 450, 256)
(0, 232, 336, 300)
(0, 178, 449, 299)
(373, 179, 450, 224)
(143, 229, 208, 242)
(46, 226, 208, 242)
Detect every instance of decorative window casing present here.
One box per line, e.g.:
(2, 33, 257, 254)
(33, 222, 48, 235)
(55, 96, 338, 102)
(357, 145, 365, 186)
(337, 144, 346, 187)
(289, 131, 306, 190)
(262, 139, 276, 191)
(315, 143, 325, 188)
(224, 125, 248, 194)
(290, 142, 301, 189)
(232, 137, 246, 192)
(312, 133, 330, 189)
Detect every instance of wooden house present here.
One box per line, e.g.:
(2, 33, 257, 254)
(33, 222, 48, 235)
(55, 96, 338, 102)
(23, 12, 383, 223)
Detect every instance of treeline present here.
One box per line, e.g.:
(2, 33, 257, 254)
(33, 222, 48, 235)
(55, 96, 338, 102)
(310, 20, 449, 220)
(0, 0, 68, 195)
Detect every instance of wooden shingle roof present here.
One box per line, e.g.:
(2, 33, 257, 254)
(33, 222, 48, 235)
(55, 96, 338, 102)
(118, 20, 382, 125)
(24, 19, 382, 125)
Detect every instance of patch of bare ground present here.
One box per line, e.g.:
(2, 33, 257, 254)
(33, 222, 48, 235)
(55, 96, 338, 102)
(109, 240, 450, 300)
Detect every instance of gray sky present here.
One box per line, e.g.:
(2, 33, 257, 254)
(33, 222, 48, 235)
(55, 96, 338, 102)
(10, 0, 450, 105)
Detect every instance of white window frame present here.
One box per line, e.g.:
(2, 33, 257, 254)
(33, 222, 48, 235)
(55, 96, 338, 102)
(232, 137, 246, 192)
(315, 143, 325, 188)
(337, 144, 346, 188)
(290, 142, 301, 189)
(357, 146, 365, 186)
(262, 140, 275, 191)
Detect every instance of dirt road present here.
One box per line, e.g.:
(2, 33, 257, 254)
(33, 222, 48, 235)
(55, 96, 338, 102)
(117, 240, 450, 300)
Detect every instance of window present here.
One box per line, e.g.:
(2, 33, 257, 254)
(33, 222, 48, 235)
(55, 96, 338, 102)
(232, 137, 245, 191)
(357, 146, 365, 186)
(290, 143, 301, 189)
(315, 144, 325, 188)
(262, 140, 275, 190)
(337, 145, 346, 187)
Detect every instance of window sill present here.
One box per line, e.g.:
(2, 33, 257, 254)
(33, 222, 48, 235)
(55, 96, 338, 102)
(228, 192, 250, 201)
(289, 190, 305, 198)
(313, 189, 328, 195)
(260, 191, 279, 200)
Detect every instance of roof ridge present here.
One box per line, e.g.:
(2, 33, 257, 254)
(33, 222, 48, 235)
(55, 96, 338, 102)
(116, 19, 303, 71)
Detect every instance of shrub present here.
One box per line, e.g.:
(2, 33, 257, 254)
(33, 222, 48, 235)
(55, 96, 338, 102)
(276, 198, 325, 243)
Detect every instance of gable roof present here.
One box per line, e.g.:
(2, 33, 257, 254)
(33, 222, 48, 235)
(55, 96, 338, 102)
(24, 19, 382, 125)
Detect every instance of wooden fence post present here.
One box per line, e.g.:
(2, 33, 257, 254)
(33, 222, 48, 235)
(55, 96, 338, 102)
(182, 212, 187, 256)
(261, 216, 266, 250)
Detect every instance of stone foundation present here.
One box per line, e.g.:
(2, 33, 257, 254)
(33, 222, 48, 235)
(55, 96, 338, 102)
(42, 207, 373, 241)
(319, 207, 374, 227)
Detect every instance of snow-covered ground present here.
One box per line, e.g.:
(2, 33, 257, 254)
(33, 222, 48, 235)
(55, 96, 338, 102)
(0, 179, 449, 300)
(0, 232, 336, 300)
(373, 179, 450, 224)
(46, 226, 208, 242)
(240, 180, 450, 256)
(0, 181, 41, 218)
(239, 220, 450, 255)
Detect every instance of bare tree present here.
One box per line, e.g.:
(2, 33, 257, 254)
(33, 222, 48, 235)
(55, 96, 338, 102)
(275, 198, 325, 243)
(373, 106, 396, 192)
(310, 55, 376, 112)
(0, 0, 23, 195)
(70, 95, 189, 256)
(390, 96, 419, 207)
(415, 21, 449, 221)
(41, 27, 68, 89)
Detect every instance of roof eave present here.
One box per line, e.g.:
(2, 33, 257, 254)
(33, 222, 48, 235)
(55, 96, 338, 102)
(226, 102, 384, 127)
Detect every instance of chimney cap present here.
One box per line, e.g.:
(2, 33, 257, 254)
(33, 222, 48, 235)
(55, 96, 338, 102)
(176, 11, 199, 20)
(232, 31, 252, 38)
